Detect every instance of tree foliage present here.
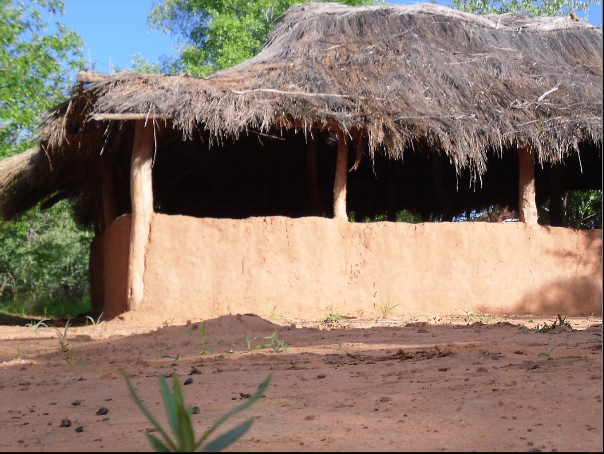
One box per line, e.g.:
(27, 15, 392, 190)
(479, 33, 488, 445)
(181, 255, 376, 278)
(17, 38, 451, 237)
(147, 0, 375, 76)
(0, 201, 92, 314)
(450, 0, 600, 18)
(563, 190, 602, 229)
(0, 0, 89, 315)
(0, 0, 83, 159)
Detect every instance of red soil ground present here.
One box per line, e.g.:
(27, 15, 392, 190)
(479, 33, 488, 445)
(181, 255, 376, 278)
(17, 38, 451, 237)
(0, 312, 602, 452)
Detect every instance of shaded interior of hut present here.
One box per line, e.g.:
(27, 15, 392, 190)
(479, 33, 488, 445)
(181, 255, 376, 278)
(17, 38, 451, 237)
(72, 120, 601, 230)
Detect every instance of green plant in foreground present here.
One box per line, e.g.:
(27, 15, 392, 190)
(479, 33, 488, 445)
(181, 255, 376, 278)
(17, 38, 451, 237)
(25, 319, 49, 334)
(86, 312, 105, 327)
(199, 321, 215, 355)
(323, 313, 343, 324)
(55, 318, 71, 352)
(462, 309, 502, 324)
(538, 342, 565, 357)
(161, 354, 181, 361)
(63, 344, 85, 368)
(256, 329, 288, 353)
(244, 330, 257, 350)
(378, 299, 399, 319)
(524, 314, 572, 334)
(122, 370, 271, 452)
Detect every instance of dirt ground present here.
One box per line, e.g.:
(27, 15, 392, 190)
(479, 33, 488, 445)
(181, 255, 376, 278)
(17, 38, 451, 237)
(0, 312, 602, 452)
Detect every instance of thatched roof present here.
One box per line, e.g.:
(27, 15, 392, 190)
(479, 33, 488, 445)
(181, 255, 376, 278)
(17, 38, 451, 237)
(0, 2, 602, 222)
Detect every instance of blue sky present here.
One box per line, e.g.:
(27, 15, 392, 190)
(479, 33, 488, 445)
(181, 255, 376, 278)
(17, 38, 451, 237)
(54, 0, 602, 73)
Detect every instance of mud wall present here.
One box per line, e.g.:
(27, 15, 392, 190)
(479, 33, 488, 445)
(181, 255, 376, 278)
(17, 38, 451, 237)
(97, 214, 602, 321)
(91, 215, 130, 318)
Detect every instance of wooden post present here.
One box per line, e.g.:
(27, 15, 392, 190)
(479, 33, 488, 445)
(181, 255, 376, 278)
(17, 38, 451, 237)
(307, 135, 322, 216)
(333, 131, 348, 221)
(517, 144, 538, 225)
(127, 121, 154, 311)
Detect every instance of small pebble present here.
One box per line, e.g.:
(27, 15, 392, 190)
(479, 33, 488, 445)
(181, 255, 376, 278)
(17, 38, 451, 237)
(192, 407, 200, 415)
(317, 374, 327, 379)
(71, 400, 82, 406)
(183, 378, 193, 385)
(60, 418, 71, 428)
(75, 426, 84, 433)
(96, 407, 109, 416)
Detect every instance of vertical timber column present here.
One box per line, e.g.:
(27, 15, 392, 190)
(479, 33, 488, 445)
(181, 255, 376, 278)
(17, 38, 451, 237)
(333, 131, 348, 221)
(127, 121, 154, 311)
(517, 144, 538, 225)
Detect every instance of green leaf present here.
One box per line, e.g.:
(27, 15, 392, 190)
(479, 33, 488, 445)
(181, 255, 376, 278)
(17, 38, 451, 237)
(159, 375, 180, 442)
(146, 434, 171, 452)
(194, 374, 272, 450)
(121, 370, 178, 452)
(202, 418, 255, 452)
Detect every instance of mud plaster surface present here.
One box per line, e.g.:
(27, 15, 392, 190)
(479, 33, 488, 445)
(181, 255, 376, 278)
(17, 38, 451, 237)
(93, 215, 603, 319)
(0, 313, 602, 452)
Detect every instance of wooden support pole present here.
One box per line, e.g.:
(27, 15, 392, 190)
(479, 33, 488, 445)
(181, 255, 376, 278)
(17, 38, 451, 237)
(333, 131, 348, 221)
(307, 135, 322, 216)
(517, 144, 538, 225)
(127, 121, 154, 311)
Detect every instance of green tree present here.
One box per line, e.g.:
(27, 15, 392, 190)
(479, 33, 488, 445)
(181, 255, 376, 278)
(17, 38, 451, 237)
(147, 0, 375, 77)
(450, 0, 600, 18)
(0, 0, 83, 159)
(0, 201, 92, 315)
(0, 0, 90, 316)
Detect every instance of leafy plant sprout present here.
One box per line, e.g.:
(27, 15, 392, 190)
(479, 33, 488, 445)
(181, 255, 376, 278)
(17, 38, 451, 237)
(122, 369, 271, 452)
(244, 330, 257, 350)
(55, 318, 71, 352)
(63, 344, 85, 368)
(25, 319, 49, 334)
(257, 329, 289, 353)
(523, 314, 573, 334)
(378, 299, 399, 319)
(323, 313, 343, 324)
(462, 309, 502, 325)
(538, 342, 566, 357)
(86, 312, 105, 327)
(161, 353, 181, 361)
(199, 321, 213, 355)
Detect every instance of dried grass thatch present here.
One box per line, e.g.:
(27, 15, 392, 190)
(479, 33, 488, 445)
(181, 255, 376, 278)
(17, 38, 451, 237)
(0, 2, 602, 221)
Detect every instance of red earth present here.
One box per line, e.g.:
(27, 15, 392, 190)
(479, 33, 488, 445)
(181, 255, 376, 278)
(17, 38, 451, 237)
(0, 312, 602, 452)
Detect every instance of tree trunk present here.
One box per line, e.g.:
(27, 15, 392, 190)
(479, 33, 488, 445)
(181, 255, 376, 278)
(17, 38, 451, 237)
(333, 131, 348, 221)
(517, 144, 538, 225)
(127, 121, 154, 311)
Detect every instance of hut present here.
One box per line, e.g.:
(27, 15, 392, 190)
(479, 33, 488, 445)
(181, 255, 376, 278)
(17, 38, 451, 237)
(0, 3, 601, 320)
